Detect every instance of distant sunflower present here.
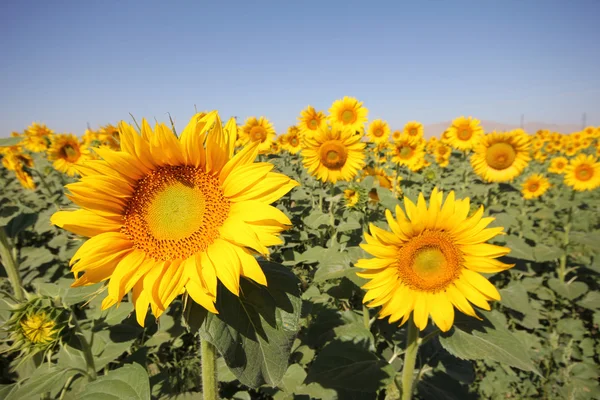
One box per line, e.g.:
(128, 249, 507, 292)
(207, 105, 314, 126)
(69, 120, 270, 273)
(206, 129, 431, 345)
(51, 112, 299, 326)
(26, 122, 54, 138)
(470, 132, 530, 182)
(367, 120, 391, 144)
(301, 126, 366, 183)
(328, 96, 368, 133)
(15, 167, 36, 190)
(446, 116, 484, 151)
(363, 166, 393, 189)
(356, 188, 512, 332)
(521, 174, 550, 199)
(403, 121, 424, 139)
(285, 130, 302, 154)
(298, 106, 327, 137)
(563, 154, 600, 191)
(99, 124, 121, 150)
(47, 134, 90, 176)
(389, 136, 425, 168)
(391, 130, 402, 142)
(241, 116, 276, 153)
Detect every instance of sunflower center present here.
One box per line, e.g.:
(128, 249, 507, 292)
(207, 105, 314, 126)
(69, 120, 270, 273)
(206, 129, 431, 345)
(410, 128, 417, 136)
(399, 146, 413, 159)
(574, 164, 593, 181)
(319, 141, 348, 169)
(341, 109, 356, 124)
(60, 145, 80, 162)
(122, 165, 230, 261)
(458, 128, 472, 140)
(374, 129, 384, 137)
(397, 230, 462, 292)
(485, 142, 517, 170)
(290, 137, 299, 146)
(309, 119, 319, 129)
(528, 182, 539, 192)
(250, 127, 267, 142)
(20, 314, 55, 344)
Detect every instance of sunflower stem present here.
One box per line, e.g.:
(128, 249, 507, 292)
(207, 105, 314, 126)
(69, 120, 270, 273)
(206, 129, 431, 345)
(362, 305, 370, 329)
(401, 319, 420, 400)
(558, 192, 575, 282)
(329, 183, 336, 245)
(201, 339, 218, 400)
(0, 227, 24, 302)
(72, 314, 97, 381)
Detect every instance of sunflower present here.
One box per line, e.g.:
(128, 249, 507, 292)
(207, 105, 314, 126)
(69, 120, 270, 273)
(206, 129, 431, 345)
(363, 166, 393, 189)
(99, 124, 121, 150)
(344, 188, 367, 209)
(83, 128, 102, 148)
(240, 116, 276, 153)
(391, 130, 402, 142)
(389, 136, 425, 168)
(328, 96, 368, 133)
(521, 174, 550, 199)
(301, 125, 366, 183)
(284, 128, 303, 154)
(51, 112, 299, 326)
(367, 120, 391, 144)
(26, 122, 54, 138)
(404, 121, 424, 139)
(426, 136, 438, 153)
(563, 154, 600, 191)
(446, 116, 484, 151)
(356, 188, 512, 332)
(298, 106, 327, 138)
(20, 312, 57, 344)
(470, 131, 531, 182)
(47, 134, 90, 177)
(15, 167, 36, 190)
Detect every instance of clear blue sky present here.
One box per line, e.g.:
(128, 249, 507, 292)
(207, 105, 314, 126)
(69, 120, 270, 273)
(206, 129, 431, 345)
(1, 0, 599, 136)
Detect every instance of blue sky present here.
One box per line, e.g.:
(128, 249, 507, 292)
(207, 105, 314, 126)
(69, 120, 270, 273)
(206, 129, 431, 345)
(1, 0, 599, 136)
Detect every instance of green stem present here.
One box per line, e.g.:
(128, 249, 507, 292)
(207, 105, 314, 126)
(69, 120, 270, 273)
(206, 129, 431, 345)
(0, 227, 24, 301)
(362, 305, 370, 329)
(558, 193, 575, 282)
(329, 183, 336, 246)
(72, 315, 97, 381)
(201, 340, 218, 400)
(401, 320, 420, 400)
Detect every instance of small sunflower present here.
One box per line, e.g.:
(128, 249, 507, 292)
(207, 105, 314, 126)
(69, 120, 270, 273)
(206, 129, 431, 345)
(298, 106, 327, 138)
(356, 188, 513, 332)
(51, 112, 299, 326)
(99, 124, 121, 150)
(521, 174, 551, 199)
(47, 134, 90, 176)
(301, 125, 366, 183)
(328, 96, 368, 133)
(367, 120, 391, 144)
(470, 131, 531, 182)
(20, 312, 57, 344)
(389, 136, 425, 168)
(446, 116, 484, 151)
(563, 154, 600, 191)
(391, 130, 402, 142)
(344, 187, 367, 209)
(26, 122, 54, 138)
(404, 121, 424, 139)
(241, 116, 276, 153)
(284, 129, 303, 154)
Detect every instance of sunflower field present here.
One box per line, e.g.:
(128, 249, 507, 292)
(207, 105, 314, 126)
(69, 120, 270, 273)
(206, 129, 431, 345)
(1, 97, 599, 400)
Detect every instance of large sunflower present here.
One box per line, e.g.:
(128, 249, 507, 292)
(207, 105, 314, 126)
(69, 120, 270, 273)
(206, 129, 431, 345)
(367, 120, 391, 144)
(446, 116, 484, 151)
(47, 134, 90, 177)
(470, 131, 530, 182)
(328, 96, 368, 133)
(240, 116, 276, 153)
(51, 112, 299, 326)
(298, 106, 327, 138)
(356, 188, 512, 332)
(521, 174, 550, 199)
(563, 154, 600, 191)
(301, 125, 366, 183)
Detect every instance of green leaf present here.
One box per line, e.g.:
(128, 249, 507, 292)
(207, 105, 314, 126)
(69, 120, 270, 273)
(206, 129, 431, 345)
(578, 291, 600, 310)
(547, 278, 588, 300)
(77, 363, 150, 400)
(0, 137, 23, 147)
(199, 261, 302, 388)
(438, 311, 540, 374)
(5, 212, 38, 237)
(533, 244, 564, 263)
(304, 341, 394, 396)
(6, 364, 76, 400)
(505, 236, 535, 261)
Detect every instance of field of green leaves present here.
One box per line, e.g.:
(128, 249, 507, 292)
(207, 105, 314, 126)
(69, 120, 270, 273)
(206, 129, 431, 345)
(0, 107, 599, 400)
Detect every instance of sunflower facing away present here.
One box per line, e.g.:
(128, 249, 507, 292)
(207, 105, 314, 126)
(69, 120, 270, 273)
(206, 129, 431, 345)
(240, 116, 276, 153)
(298, 106, 327, 138)
(548, 156, 568, 174)
(47, 134, 91, 176)
(51, 112, 299, 326)
(301, 125, 366, 183)
(470, 131, 531, 182)
(446, 116, 484, 151)
(328, 96, 369, 133)
(521, 174, 551, 199)
(563, 154, 600, 191)
(356, 188, 513, 332)
(367, 119, 391, 144)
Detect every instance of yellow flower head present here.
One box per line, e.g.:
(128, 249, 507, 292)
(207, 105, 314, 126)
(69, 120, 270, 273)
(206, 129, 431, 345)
(356, 188, 513, 332)
(284, 129, 302, 154)
(344, 188, 363, 209)
(20, 312, 57, 344)
(240, 116, 276, 154)
(99, 124, 121, 150)
(389, 135, 425, 167)
(51, 112, 299, 326)
(363, 166, 393, 189)
(446, 116, 484, 151)
(298, 106, 327, 138)
(301, 125, 366, 183)
(367, 119, 391, 144)
(47, 134, 90, 177)
(328, 96, 368, 133)
(391, 130, 403, 142)
(563, 154, 600, 191)
(26, 122, 54, 138)
(521, 173, 550, 199)
(470, 131, 531, 182)
(403, 121, 424, 139)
